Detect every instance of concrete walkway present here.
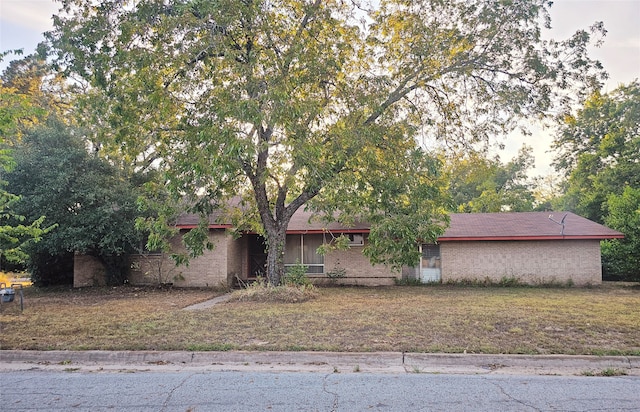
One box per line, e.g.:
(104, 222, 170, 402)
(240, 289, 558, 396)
(182, 293, 233, 310)
(1, 350, 638, 376)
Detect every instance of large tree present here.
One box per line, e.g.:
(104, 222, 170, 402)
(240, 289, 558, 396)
(552, 81, 640, 280)
(444, 146, 536, 213)
(6, 121, 146, 285)
(552, 81, 640, 222)
(0, 149, 51, 269)
(601, 187, 640, 281)
(0, 51, 70, 144)
(0, 52, 58, 271)
(48, 0, 605, 285)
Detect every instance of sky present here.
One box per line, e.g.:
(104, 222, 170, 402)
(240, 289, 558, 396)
(1, 0, 639, 176)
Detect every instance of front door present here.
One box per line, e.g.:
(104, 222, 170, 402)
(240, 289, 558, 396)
(420, 244, 441, 283)
(248, 235, 267, 279)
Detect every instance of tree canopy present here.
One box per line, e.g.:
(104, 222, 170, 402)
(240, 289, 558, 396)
(0, 149, 51, 269)
(601, 187, 640, 281)
(0, 52, 59, 270)
(444, 146, 536, 213)
(552, 81, 640, 280)
(5, 120, 146, 285)
(0, 51, 70, 143)
(553, 81, 640, 222)
(48, 0, 606, 285)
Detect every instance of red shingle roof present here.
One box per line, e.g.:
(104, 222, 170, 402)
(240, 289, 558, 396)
(177, 208, 623, 241)
(438, 212, 624, 241)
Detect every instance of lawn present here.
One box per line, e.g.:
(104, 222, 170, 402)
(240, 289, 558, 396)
(1, 284, 639, 355)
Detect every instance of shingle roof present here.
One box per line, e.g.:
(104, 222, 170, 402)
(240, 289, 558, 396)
(177, 208, 623, 240)
(175, 209, 230, 228)
(438, 212, 624, 241)
(175, 207, 369, 233)
(286, 209, 370, 233)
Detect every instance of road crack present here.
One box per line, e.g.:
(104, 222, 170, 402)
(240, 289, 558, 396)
(322, 373, 339, 412)
(484, 377, 541, 411)
(160, 372, 195, 412)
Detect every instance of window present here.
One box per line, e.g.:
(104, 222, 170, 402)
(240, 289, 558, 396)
(347, 233, 364, 247)
(284, 234, 324, 274)
(421, 244, 440, 269)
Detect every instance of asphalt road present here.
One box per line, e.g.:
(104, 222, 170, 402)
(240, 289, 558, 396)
(2, 369, 639, 411)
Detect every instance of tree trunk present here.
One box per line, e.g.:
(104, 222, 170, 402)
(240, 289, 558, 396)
(264, 224, 287, 286)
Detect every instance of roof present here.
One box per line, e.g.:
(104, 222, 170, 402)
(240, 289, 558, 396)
(176, 208, 623, 241)
(175, 210, 231, 229)
(438, 212, 624, 241)
(286, 209, 369, 234)
(176, 207, 369, 233)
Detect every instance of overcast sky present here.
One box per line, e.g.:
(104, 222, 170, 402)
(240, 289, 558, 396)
(1, 0, 639, 176)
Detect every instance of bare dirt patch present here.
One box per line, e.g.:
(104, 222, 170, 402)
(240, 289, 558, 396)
(1, 284, 639, 355)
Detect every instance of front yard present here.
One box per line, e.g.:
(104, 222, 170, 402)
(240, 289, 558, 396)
(1, 284, 639, 355)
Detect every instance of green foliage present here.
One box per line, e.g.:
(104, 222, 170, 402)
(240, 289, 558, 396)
(283, 261, 311, 286)
(186, 343, 235, 352)
(394, 277, 424, 286)
(326, 266, 347, 282)
(1, 52, 71, 143)
(553, 82, 640, 222)
(0, 53, 75, 273)
(314, 143, 450, 271)
(316, 235, 350, 256)
(581, 368, 628, 377)
(5, 120, 149, 285)
(602, 187, 640, 281)
(48, 0, 606, 285)
(444, 146, 536, 213)
(0, 148, 53, 267)
(552, 82, 640, 280)
(498, 277, 522, 287)
(442, 277, 575, 288)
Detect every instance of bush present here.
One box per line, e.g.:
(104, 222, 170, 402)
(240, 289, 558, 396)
(28, 251, 74, 286)
(394, 277, 424, 286)
(326, 265, 346, 284)
(283, 261, 311, 286)
(230, 281, 317, 303)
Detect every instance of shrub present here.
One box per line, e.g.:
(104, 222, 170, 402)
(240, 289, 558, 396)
(229, 282, 317, 303)
(326, 265, 346, 284)
(394, 277, 424, 286)
(283, 261, 311, 286)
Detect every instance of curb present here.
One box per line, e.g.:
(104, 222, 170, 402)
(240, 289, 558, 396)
(1, 350, 638, 376)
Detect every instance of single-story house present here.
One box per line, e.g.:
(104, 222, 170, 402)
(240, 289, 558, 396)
(73, 211, 623, 287)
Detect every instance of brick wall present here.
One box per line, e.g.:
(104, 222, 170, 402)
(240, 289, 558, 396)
(174, 230, 231, 288)
(226, 235, 244, 286)
(322, 235, 400, 286)
(73, 254, 107, 288)
(128, 254, 176, 285)
(129, 229, 233, 288)
(440, 239, 603, 285)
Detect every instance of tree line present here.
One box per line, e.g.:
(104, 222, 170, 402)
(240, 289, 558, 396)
(0, 0, 637, 285)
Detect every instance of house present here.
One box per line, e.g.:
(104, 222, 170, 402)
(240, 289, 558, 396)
(424, 212, 624, 286)
(73, 211, 623, 287)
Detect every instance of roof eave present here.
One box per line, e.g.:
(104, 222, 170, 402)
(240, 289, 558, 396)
(176, 225, 371, 234)
(176, 224, 233, 230)
(437, 235, 625, 242)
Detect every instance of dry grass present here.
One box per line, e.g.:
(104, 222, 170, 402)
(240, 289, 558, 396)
(1, 283, 639, 355)
(229, 283, 318, 303)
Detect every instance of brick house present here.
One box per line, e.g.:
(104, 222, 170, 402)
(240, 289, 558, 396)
(424, 212, 624, 286)
(73, 211, 623, 287)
